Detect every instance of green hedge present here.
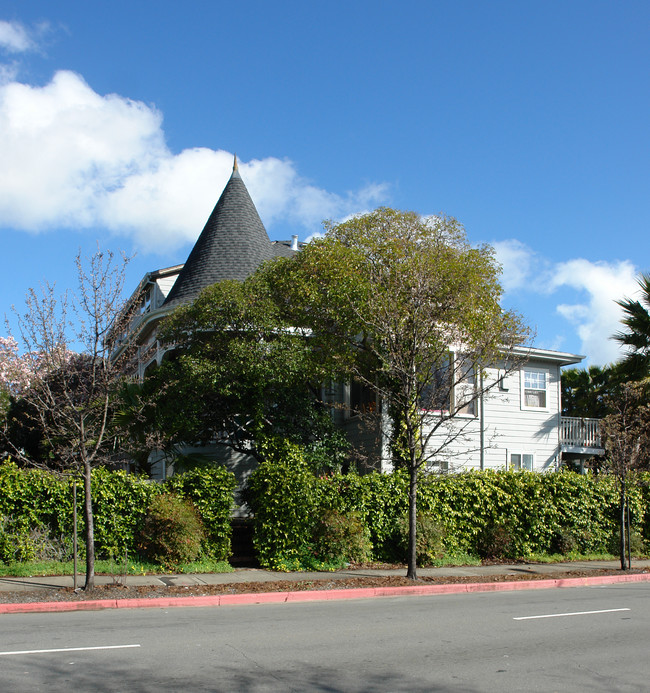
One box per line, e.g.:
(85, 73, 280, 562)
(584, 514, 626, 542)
(242, 440, 319, 570)
(245, 465, 649, 568)
(2, 455, 648, 570)
(165, 466, 237, 561)
(0, 460, 236, 563)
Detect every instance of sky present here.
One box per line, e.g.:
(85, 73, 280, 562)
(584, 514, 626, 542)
(0, 1, 648, 367)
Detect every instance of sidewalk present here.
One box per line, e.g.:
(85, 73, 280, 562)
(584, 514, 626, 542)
(2, 559, 649, 594)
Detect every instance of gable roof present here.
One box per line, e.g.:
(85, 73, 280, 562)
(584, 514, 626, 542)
(163, 162, 282, 309)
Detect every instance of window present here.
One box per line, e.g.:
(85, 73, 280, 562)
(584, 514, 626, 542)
(522, 368, 547, 409)
(140, 288, 152, 315)
(349, 380, 377, 416)
(419, 355, 451, 412)
(419, 354, 478, 417)
(456, 363, 477, 417)
(509, 453, 534, 471)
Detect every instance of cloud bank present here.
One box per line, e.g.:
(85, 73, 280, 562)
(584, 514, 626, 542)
(494, 239, 640, 366)
(0, 60, 388, 251)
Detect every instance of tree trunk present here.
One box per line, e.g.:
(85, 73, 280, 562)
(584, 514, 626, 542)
(72, 480, 78, 591)
(626, 501, 632, 570)
(83, 462, 95, 590)
(619, 485, 627, 571)
(407, 465, 418, 580)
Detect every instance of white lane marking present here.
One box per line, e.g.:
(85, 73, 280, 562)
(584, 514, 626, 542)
(514, 608, 630, 621)
(0, 644, 141, 656)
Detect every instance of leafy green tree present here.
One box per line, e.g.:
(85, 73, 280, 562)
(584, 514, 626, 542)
(262, 208, 528, 579)
(145, 276, 348, 471)
(614, 272, 650, 381)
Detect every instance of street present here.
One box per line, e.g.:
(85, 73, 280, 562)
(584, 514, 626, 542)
(1, 583, 648, 692)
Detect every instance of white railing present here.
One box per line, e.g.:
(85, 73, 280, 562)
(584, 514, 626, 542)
(560, 417, 602, 449)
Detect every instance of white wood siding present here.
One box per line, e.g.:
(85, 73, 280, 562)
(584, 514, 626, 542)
(481, 359, 561, 471)
(418, 359, 562, 472)
(155, 274, 179, 307)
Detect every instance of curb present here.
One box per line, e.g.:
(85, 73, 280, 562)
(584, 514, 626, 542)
(2, 572, 650, 614)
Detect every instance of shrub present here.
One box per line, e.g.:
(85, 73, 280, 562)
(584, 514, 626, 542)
(476, 522, 516, 560)
(312, 510, 372, 565)
(164, 466, 236, 561)
(137, 493, 206, 569)
(396, 513, 446, 566)
(550, 527, 579, 555)
(0, 516, 37, 562)
(91, 468, 161, 559)
(244, 439, 319, 570)
(609, 529, 646, 557)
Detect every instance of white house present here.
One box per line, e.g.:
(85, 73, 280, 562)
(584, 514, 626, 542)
(413, 347, 602, 472)
(116, 157, 603, 478)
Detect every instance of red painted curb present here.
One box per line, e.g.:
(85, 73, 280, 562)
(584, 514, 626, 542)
(2, 572, 649, 614)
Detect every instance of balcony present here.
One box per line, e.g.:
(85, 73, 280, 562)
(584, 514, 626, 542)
(560, 417, 605, 455)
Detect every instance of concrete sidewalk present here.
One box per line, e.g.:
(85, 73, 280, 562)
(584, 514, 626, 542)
(1, 560, 650, 614)
(2, 559, 649, 594)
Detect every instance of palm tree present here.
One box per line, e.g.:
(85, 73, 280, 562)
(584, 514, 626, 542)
(613, 273, 650, 381)
(561, 365, 616, 418)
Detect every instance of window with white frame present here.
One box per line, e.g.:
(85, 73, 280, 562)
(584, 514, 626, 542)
(418, 353, 478, 417)
(456, 362, 477, 417)
(509, 452, 534, 471)
(521, 368, 547, 409)
(418, 354, 451, 412)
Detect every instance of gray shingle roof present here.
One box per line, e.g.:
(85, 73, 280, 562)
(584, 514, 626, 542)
(163, 167, 280, 309)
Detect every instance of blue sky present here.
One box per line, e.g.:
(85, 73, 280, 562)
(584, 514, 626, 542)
(1, 1, 648, 366)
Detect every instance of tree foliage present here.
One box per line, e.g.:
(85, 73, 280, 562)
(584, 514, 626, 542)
(261, 208, 528, 578)
(614, 272, 650, 381)
(144, 276, 348, 471)
(561, 364, 620, 418)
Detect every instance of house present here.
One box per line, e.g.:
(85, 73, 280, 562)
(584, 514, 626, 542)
(116, 156, 603, 479)
(412, 346, 604, 472)
(325, 347, 604, 474)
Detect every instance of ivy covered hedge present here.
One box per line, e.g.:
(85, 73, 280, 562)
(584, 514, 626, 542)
(3, 454, 648, 571)
(245, 456, 649, 569)
(0, 460, 236, 563)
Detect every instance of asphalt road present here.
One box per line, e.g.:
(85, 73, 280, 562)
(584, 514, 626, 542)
(1, 583, 648, 692)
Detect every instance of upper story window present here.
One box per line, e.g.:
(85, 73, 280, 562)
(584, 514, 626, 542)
(419, 355, 451, 412)
(418, 353, 477, 417)
(456, 363, 477, 417)
(521, 368, 547, 409)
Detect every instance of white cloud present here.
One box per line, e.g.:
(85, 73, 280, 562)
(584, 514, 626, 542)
(0, 70, 389, 252)
(492, 239, 538, 292)
(549, 258, 639, 366)
(491, 238, 641, 366)
(242, 158, 388, 228)
(0, 71, 167, 230)
(0, 20, 36, 54)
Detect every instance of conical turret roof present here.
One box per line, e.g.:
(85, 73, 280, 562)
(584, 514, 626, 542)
(163, 162, 278, 309)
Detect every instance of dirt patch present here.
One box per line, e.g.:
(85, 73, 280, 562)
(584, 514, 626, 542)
(0, 567, 646, 605)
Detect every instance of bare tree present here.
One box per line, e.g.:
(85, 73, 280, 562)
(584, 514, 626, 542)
(2, 248, 131, 589)
(600, 380, 650, 570)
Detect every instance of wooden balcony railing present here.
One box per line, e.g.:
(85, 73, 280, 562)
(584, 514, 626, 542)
(560, 416, 603, 451)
